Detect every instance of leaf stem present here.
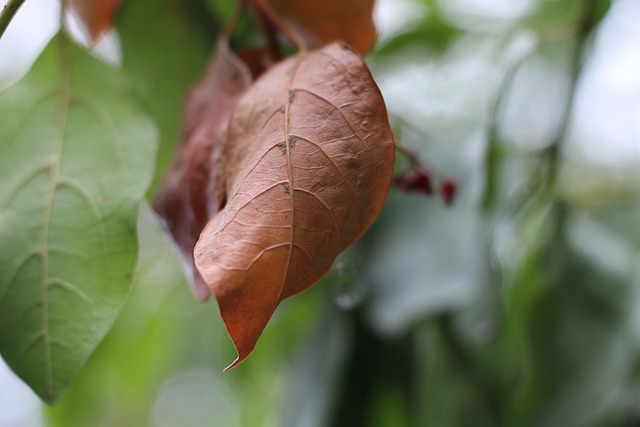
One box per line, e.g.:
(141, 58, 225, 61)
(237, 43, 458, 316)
(252, 0, 308, 54)
(250, 2, 284, 62)
(481, 54, 530, 212)
(0, 0, 26, 40)
(435, 314, 504, 425)
(542, 2, 602, 274)
(220, 0, 247, 38)
(394, 138, 421, 168)
(544, 1, 601, 191)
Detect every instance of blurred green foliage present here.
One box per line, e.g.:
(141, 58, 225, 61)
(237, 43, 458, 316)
(2, 0, 640, 425)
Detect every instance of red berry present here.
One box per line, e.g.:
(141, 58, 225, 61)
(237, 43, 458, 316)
(411, 170, 432, 194)
(440, 180, 456, 205)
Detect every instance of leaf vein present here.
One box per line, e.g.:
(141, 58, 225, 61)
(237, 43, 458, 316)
(55, 176, 106, 244)
(47, 278, 93, 306)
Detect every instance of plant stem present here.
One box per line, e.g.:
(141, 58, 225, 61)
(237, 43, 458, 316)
(436, 314, 503, 426)
(481, 54, 530, 212)
(220, 0, 247, 38)
(252, 0, 307, 53)
(394, 138, 421, 167)
(249, 1, 284, 62)
(0, 0, 26, 40)
(542, 2, 602, 274)
(544, 1, 601, 191)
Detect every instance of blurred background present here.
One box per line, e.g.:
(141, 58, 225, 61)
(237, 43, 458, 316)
(1, 0, 639, 426)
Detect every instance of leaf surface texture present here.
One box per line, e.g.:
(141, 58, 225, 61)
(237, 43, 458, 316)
(0, 36, 156, 402)
(194, 42, 394, 368)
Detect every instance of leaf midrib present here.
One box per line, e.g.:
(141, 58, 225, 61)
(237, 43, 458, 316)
(38, 51, 73, 399)
(280, 54, 305, 302)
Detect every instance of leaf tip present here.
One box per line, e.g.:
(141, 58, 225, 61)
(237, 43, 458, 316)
(32, 381, 62, 406)
(223, 337, 258, 371)
(223, 357, 241, 372)
(41, 393, 59, 406)
(221, 327, 259, 372)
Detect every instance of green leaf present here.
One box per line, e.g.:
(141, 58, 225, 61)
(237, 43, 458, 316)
(0, 34, 157, 403)
(373, 14, 461, 59)
(116, 0, 216, 196)
(46, 205, 195, 426)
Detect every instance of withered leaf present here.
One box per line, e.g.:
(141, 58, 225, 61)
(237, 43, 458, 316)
(67, 0, 121, 43)
(268, 0, 377, 54)
(194, 42, 395, 369)
(153, 37, 254, 301)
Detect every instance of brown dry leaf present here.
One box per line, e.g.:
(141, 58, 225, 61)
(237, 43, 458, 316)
(267, 0, 377, 54)
(67, 0, 121, 43)
(153, 37, 254, 301)
(194, 42, 395, 369)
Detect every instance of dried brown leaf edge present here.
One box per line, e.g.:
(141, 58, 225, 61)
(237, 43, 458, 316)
(153, 36, 254, 300)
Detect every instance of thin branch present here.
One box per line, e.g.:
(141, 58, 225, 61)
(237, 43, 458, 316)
(541, 2, 603, 278)
(394, 138, 421, 168)
(249, 1, 283, 62)
(545, 1, 601, 191)
(0, 0, 26, 40)
(481, 54, 530, 212)
(220, 0, 248, 39)
(252, 0, 308, 53)
(436, 314, 503, 425)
